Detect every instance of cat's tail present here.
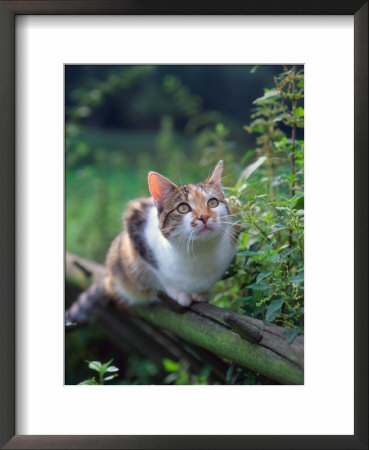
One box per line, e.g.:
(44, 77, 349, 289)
(65, 278, 109, 325)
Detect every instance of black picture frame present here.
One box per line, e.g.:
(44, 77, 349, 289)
(0, 1, 367, 449)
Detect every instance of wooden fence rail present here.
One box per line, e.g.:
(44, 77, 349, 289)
(66, 252, 304, 385)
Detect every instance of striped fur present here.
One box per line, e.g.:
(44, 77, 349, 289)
(66, 278, 107, 324)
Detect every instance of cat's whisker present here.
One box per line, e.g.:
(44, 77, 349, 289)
(220, 219, 241, 224)
(219, 175, 231, 183)
(177, 230, 189, 248)
(191, 231, 196, 256)
(219, 221, 240, 231)
(177, 164, 183, 186)
(186, 231, 193, 256)
(188, 232, 194, 256)
(216, 224, 239, 241)
(224, 212, 242, 218)
(219, 221, 242, 229)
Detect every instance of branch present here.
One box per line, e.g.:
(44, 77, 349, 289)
(66, 252, 304, 384)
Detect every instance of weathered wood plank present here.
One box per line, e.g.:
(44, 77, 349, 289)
(66, 251, 304, 384)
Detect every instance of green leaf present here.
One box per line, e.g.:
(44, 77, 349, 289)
(281, 248, 294, 257)
(270, 253, 280, 263)
(102, 358, 114, 369)
(290, 273, 304, 284)
(226, 363, 235, 382)
(273, 113, 287, 122)
(105, 365, 119, 373)
(253, 89, 280, 104)
(235, 296, 254, 304)
(256, 271, 271, 283)
(268, 224, 288, 234)
(162, 358, 180, 372)
(231, 373, 240, 384)
(295, 106, 304, 117)
(104, 374, 118, 381)
(294, 196, 304, 210)
(247, 282, 270, 291)
(237, 251, 264, 257)
(270, 201, 287, 206)
(285, 327, 302, 344)
(250, 65, 259, 74)
(79, 377, 99, 385)
(238, 156, 267, 183)
(241, 150, 255, 164)
(252, 305, 266, 318)
(86, 361, 102, 372)
(265, 299, 284, 323)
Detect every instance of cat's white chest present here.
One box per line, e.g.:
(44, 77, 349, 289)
(162, 243, 233, 292)
(145, 207, 235, 293)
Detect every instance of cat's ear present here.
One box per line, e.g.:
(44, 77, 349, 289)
(148, 172, 177, 208)
(207, 160, 223, 186)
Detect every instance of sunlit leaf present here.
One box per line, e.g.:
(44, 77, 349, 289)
(104, 374, 118, 381)
(162, 358, 180, 372)
(295, 106, 304, 117)
(79, 378, 98, 385)
(238, 156, 267, 183)
(86, 361, 102, 372)
(253, 89, 281, 104)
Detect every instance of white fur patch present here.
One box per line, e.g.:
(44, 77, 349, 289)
(144, 203, 236, 303)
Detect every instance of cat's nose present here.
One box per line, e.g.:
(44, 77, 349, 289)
(199, 214, 209, 225)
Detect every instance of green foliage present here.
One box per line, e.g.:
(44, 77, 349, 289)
(160, 358, 266, 385)
(79, 359, 119, 385)
(161, 358, 212, 385)
(213, 66, 304, 334)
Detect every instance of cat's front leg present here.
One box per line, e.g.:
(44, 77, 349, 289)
(191, 292, 210, 303)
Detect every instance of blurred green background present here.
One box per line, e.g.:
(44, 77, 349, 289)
(66, 65, 304, 385)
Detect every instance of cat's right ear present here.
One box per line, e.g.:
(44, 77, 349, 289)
(207, 160, 223, 186)
(148, 172, 177, 208)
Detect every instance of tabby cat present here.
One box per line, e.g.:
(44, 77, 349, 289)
(66, 160, 238, 323)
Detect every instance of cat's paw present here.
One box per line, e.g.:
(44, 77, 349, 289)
(165, 287, 192, 307)
(191, 292, 210, 303)
(174, 292, 193, 307)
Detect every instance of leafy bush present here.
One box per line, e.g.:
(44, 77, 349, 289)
(212, 66, 304, 336)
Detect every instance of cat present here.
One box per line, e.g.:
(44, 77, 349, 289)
(66, 160, 238, 323)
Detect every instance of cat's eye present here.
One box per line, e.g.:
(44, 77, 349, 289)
(177, 203, 191, 214)
(207, 198, 219, 208)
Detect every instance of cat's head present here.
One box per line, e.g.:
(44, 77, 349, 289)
(148, 160, 231, 242)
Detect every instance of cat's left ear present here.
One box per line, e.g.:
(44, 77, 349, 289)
(207, 160, 223, 186)
(148, 172, 177, 208)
